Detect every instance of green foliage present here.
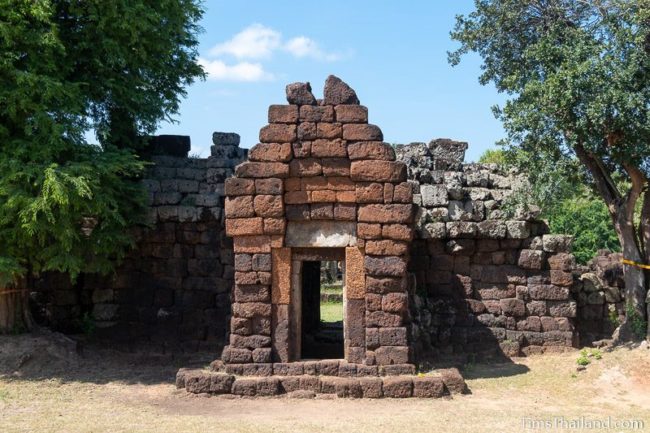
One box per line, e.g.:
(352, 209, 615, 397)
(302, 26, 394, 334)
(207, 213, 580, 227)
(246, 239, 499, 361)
(450, 0, 650, 268)
(576, 348, 602, 366)
(477, 148, 507, 165)
(626, 303, 648, 340)
(608, 306, 621, 328)
(478, 148, 619, 264)
(545, 195, 620, 264)
(78, 312, 96, 337)
(0, 1, 204, 284)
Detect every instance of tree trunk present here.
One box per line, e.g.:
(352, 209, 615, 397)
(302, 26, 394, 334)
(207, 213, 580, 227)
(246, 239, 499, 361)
(641, 190, 650, 340)
(0, 280, 33, 334)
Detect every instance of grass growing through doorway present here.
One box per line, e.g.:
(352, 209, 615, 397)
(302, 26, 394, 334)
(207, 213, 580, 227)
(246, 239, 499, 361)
(320, 283, 343, 322)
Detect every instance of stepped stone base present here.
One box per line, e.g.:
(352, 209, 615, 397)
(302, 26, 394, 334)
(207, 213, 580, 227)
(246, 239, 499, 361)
(176, 361, 467, 398)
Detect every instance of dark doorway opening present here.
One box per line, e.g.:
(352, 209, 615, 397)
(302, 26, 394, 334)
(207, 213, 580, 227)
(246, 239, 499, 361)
(300, 259, 344, 359)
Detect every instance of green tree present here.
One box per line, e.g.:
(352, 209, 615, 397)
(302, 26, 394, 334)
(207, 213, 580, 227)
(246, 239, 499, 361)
(0, 1, 204, 333)
(451, 1, 650, 340)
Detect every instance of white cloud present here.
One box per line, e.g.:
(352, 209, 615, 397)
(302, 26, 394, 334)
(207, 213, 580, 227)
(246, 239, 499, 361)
(198, 58, 274, 82)
(284, 36, 341, 62)
(209, 24, 281, 59)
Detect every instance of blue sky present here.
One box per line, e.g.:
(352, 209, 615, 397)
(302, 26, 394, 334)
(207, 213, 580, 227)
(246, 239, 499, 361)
(156, 0, 507, 162)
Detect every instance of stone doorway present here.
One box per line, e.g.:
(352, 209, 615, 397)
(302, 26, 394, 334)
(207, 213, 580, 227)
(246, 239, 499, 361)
(291, 248, 346, 360)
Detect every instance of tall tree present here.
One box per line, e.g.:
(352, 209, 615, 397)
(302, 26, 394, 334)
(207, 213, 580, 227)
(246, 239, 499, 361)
(450, 0, 650, 340)
(0, 0, 204, 333)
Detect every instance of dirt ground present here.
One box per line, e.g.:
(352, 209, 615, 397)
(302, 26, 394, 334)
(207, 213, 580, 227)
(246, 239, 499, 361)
(0, 332, 649, 433)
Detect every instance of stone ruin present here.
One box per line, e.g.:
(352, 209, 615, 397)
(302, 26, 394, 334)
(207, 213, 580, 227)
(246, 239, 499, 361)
(32, 75, 622, 398)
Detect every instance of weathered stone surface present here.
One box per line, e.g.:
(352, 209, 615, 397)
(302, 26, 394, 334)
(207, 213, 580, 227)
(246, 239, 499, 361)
(364, 256, 408, 277)
(254, 195, 284, 217)
(268, 104, 298, 123)
(359, 377, 383, 398)
(225, 178, 255, 195)
(321, 158, 350, 177)
(255, 178, 283, 195)
(366, 276, 407, 293)
(355, 183, 384, 203)
(518, 249, 545, 270)
(233, 284, 270, 303)
(335, 105, 368, 123)
(413, 377, 445, 398)
(300, 105, 334, 122)
(286, 82, 316, 105)
(272, 248, 291, 304)
(317, 123, 342, 139)
(286, 221, 356, 247)
(358, 204, 412, 224)
(343, 124, 383, 141)
(232, 378, 257, 396)
(311, 139, 347, 158)
(440, 368, 467, 394)
(235, 162, 289, 178)
(347, 142, 395, 161)
(346, 247, 366, 300)
(365, 240, 408, 256)
(542, 234, 573, 253)
(249, 142, 292, 162)
(324, 75, 360, 105)
(259, 124, 296, 143)
(350, 161, 406, 182)
(226, 218, 264, 236)
(225, 196, 254, 218)
(382, 377, 413, 398)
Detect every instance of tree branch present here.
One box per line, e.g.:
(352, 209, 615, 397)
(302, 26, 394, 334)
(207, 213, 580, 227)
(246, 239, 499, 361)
(573, 141, 621, 207)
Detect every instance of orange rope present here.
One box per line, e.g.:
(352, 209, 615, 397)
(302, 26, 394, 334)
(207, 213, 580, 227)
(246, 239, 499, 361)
(621, 258, 650, 270)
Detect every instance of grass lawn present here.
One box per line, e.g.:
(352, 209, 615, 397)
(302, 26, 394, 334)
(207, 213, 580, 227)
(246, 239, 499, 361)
(1, 337, 649, 433)
(320, 301, 343, 323)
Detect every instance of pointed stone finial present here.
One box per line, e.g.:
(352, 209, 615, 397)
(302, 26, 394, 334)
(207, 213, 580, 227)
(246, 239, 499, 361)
(286, 82, 317, 105)
(323, 75, 359, 105)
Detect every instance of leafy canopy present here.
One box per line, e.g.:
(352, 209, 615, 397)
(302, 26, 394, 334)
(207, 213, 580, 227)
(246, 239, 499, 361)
(450, 0, 650, 179)
(0, 1, 204, 284)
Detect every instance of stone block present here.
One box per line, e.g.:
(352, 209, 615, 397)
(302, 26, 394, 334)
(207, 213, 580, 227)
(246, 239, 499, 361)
(366, 276, 407, 293)
(316, 122, 342, 139)
(311, 203, 334, 219)
(550, 270, 573, 287)
(230, 334, 272, 349)
(300, 105, 335, 122)
(260, 124, 296, 143)
(255, 178, 283, 195)
(413, 377, 445, 398)
(350, 161, 406, 182)
(321, 158, 350, 176)
(365, 240, 408, 256)
(358, 204, 413, 224)
(226, 218, 264, 236)
(446, 221, 477, 238)
(506, 221, 530, 239)
(355, 183, 384, 203)
(529, 284, 570, 301)
(241, 363, 273, 376)
(366, 311, 403, 327)
(345, 247, 366, 300)
(335, 379, 363, 398)
(547, 253, 575, 271)
(221, 347, 252, 363)
(273, 363, 304, 376)
(548, 301, 577, 317)
(318, 360, 340, 376)
(285, 221, 356, 247)
(333, 203, 356, 221)
(209, 374, 235, 394)
(235, 162, 289, 179)
(268, 104, 298, 123)
(253, 195, 284, 217)
(232, 378, 257, 396)
(285, 204, 311, 221)
(256, 377, 281, 396)
(232, 302, 272, 318)
(359, 377, 383, 398)
(311, 138, 347, 158)
(378, 327, 407, 346)
(342, 124, 383, 141)
(225, 195, 255, 218)
(499, 298, 526, 317)
(440, 368, 467, 394)
(231, 317, 252, 335)
(272, 248, 291, 305)
(324, 75, 360, 104)
(335, 105, 368, 123)
(382, 377, 413, 398)
(279, 377, 301, 393)
(477, 220, 507, 238)
(319, 377, 339, 394)
(289, 158, 322, 177)
(272, 304, 290, 362)
(421, 185, 448, 207)
(249, 142, 292, 162)
(286, 82, 316, 105)
(542, 234, 573, 253)
(347, 141, 395, 160)
(225, 178, 255, 196)
(358, 223, 381, 239)
(381, 293, 408, 314)
(234, 284, 270, 302)
(292, 141, 311, 158)
(299, 376, 320, 392)
(264, 218, 286, 234)
(518, 249, 545, 270)
(364, 256, 407, 277)
(251, 348, 272, 363)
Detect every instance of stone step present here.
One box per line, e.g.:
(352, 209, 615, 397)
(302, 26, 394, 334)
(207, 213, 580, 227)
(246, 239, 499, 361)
(210, 359, 420, 377)
(176, 368, 468, 398)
